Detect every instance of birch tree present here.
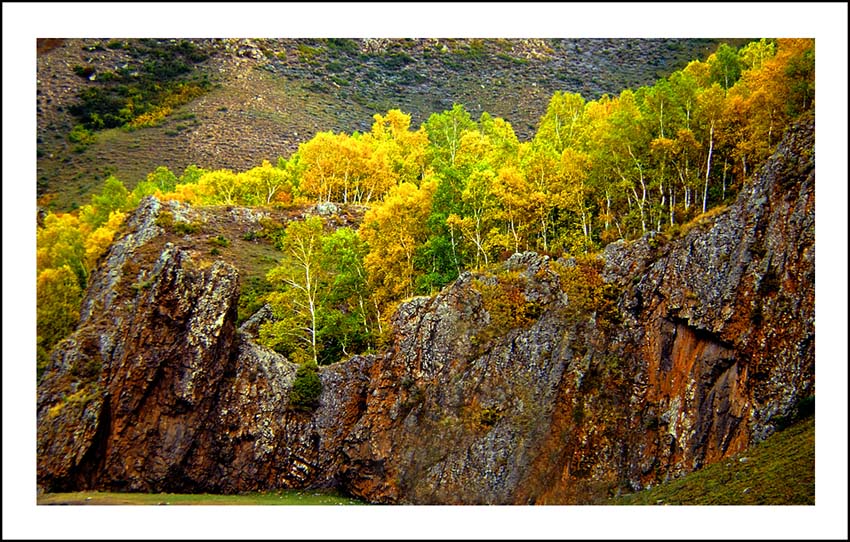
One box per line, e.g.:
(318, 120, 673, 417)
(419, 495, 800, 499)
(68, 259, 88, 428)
(263, 216, 327, 365)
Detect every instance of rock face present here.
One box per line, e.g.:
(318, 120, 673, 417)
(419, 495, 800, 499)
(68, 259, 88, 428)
(37, 115, 814, 503)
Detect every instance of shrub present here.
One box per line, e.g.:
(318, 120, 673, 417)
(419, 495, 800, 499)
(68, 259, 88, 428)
(479, 407, 502, 427)
(67, 40, 211, 132)
(325, 38, 358, 54)
(172, 221, 202, 235)
(473, 271, 542, 347)
(290, 362, 322, 410)
(326, 60, 345, 73)
(68, 124, 96, 147)
(210, 234, 230, 247)
(476, 271, 541, 331)
(773, 395, 815, 430)
(155, 210, 174, 230)
(73, 64, 95, 79)
(237, 276, 272, 324)
(552, 256, 621, 327)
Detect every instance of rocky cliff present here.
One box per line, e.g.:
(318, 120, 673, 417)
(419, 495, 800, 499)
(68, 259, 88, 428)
(37, 114, 814, 503)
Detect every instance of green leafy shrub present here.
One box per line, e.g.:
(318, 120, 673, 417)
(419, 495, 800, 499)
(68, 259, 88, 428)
(237, 276, 273, 324)
(296, 43, 322, 63)
(172, 221, 202, 235)
(325, 38, 358, 54)
(155, 210, 174, 230)
(326, 60, 345, 73)
(73, 64, 95, 79)
(290, 362, 322, 411)
(155, 210, 202, 235)
(210, 234, 230, 247)
(68, 124, 96, 150)
(67, 39, 211, 132)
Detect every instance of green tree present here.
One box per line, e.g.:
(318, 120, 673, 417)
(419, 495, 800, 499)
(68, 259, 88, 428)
(179, 164, 207, 184)
(446, 168, 499, 268)
(414, 170, 468, 294)
(424, 103, 477, 171)
(262, 217, 328, 364)
(605, 89, 652, 236)
(783, 40, 814, 115)
(695, 83, 726, 213)
(80, 175, 130, 229)
(709, 43, 742, 90)
(147, 165, 178, 193)
(319, 227, 375, 362)
(535, 91, 586, 153)
(739, 38, 776, 71)
(261, 220, 374, 365)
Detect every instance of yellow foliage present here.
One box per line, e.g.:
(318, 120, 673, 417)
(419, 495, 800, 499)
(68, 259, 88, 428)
(370, 109, 429, 184)
(197, 169, 241, 205)
(552, 256, 620, 326)
(361, 180, 436, 304)
(474, 271, 540, 334)
(37, 265, 83, 369)
(241, 160, 292, 205)
(85, 210, 126, 269)
(128, 106, 173, 129)
(158, 182, 213, 204)
(37, 213, 85, 275)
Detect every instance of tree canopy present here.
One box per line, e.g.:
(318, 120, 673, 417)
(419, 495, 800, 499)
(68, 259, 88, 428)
(37, 39, 814, 370)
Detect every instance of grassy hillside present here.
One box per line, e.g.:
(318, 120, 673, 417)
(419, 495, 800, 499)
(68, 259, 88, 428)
(609, 414, 815, 505)
(37, 38, 732, 212)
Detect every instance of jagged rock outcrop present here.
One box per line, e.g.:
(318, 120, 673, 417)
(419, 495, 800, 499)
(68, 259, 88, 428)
(37, 114, 814, 503)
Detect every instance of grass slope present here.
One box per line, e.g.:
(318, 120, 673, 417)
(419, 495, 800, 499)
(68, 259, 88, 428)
(610, 415, 815, 505)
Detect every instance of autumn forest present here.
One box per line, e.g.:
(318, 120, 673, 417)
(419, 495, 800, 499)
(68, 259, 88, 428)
(36, 38, 815, 375)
